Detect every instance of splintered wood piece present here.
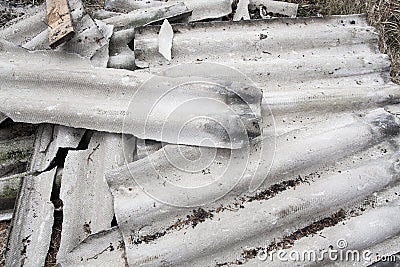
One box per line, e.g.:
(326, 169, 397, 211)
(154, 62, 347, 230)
(46, 0, 75, 48)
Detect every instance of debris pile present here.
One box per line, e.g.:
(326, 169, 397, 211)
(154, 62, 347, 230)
(1, 0, 400, 266)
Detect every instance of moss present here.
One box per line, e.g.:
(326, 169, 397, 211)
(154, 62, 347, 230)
(0, 147, 32, 163)
(0, 184, 19, 198)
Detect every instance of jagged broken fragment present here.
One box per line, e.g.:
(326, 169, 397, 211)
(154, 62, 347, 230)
(107, 28, 136, 70)
(169, 0, 232, 21)
(1, 0, 113, 67)
(5, 168, 57, 267)
(102, 2, 192, 30)
(158, 19, 173, 61)
(57, 227, 126, 267)
(249, 0, 299, 18)
(30, 124, 86, 172)
(57, 132, 135, 260)
(105, 0, 170, 13)
(234, 0, 250, 21)
(104, 0, 232, 22)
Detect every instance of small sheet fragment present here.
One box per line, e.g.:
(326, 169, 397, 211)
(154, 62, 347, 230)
(108, 28, 136, 70)
(21, 0, 113, 67)
(57, 132, 135, 260)
(169, 0, 231, 21)
(102, 2, 192, 30)
(158, 19, 173, 61)
(234, 0, 250, 21)
(249, 0, 298, 17)
(57, 227, 126, 267)
(105, 0, 167, 12)
(30, 124, 86, 172)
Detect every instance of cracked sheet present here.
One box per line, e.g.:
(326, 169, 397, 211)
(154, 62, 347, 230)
(57, 132, 135, 260)
(5, 168, 57, 267)
(30, 124, 86, 172)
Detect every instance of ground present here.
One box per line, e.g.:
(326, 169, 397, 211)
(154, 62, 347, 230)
(0, 221, 9, 266)
(0, 0, 399, 265)
(286, 0, 400, 84)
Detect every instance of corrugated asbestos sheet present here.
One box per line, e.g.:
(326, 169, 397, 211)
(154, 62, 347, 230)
(1, 0, 400, 266)
(112, 15, 400, 266)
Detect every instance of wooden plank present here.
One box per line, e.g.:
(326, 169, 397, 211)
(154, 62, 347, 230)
(46, 0, 75, 48)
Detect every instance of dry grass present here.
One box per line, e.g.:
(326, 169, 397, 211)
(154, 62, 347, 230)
(287, 0, 400, 84)
(0, 221, 10, 266)
(368, 0, 400, 83)
(286, 0, 373, 16)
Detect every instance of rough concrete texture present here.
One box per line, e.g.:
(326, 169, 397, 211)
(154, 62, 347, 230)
(5, 168, 56, 267)
(57, 132, 135, 260)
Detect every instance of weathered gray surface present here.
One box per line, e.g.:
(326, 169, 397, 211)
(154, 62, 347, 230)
(93, 9, 123, 20)
(106, 108, 400, 266)
(256, 201, 400, 266)
(134, 14, 400, 136)
(135, 138, 162, 160)
(108, 28, 136, 70)
(169, 0, 231, 21)
(0, 4, 47, 46)
(104, 0, 231, 21)
(30, 124, 86, 172)
(112, 155, 400, 266)
(22, 0, 112, 67)
(57, 227, 126, 267)
(2, 11, 400, 266)
(158, 19, 173, 61)
(108, 109, 399, 205)
(234, 0, 250, 21)
(0, 46, 263, 148)
(97, 16, 400, 266)
(5, 168, 56, 267)
(0, 47, 144, 140)
(105, 0, 168, 12)
(102, 2, 192, 30)
(59, 13, 111, 67)
(57, 132, 135, 260)
(134, 15, 389, 89)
